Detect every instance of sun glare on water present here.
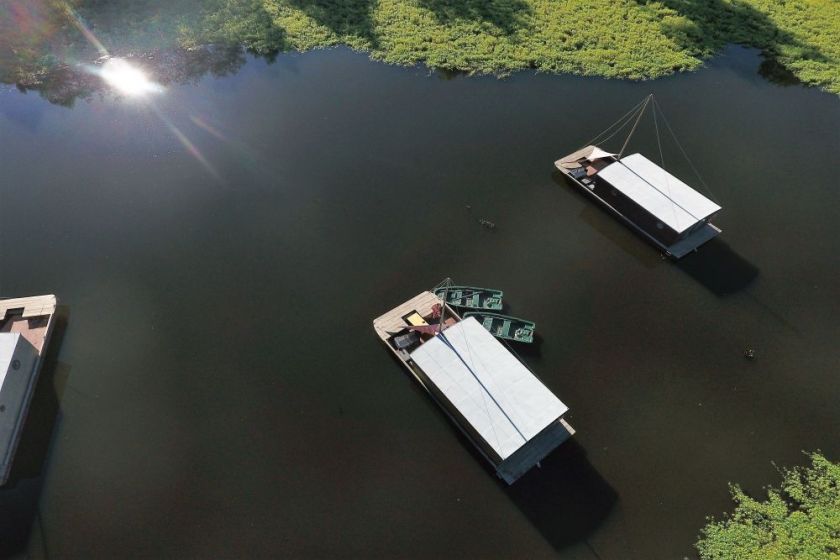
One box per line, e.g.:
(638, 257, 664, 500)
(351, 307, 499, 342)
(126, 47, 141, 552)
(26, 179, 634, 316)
(100, 58, 162, 96)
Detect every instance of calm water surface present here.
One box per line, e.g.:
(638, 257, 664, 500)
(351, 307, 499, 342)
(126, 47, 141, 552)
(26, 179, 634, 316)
(1, 46, 838, 559)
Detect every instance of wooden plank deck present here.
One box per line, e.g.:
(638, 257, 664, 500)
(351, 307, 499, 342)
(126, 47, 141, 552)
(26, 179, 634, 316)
(373, 291, 443, 341)
(667, 223, 722, 258)
(0, 295, 57, 321)
(0, 295, 57, 353)
(554, 145, 596, 169)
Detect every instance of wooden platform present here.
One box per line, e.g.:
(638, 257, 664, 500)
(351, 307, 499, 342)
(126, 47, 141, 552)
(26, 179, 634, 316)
(667, 223, 722, 258)
(0, 295, 56, 321)
(554, 145, 596, 169)
(373, 291, 443, 341)
(498, 418, 575, 483)
(0, 295, 57, 353)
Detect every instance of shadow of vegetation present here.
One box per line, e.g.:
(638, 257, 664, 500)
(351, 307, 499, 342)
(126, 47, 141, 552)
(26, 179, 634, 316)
(418, 0, 531, 35)
(757, 55, 802, 87)
(288, 0, 379, 47)
(0, 308, 69, 557)
(636, 0, 825, 84)
(505, 439, 617, 554)
(434, 67, 469, 80)
(676, 238, 758, 296)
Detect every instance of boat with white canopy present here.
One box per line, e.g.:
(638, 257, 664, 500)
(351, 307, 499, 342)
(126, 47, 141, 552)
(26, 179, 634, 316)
(373, 287, 573, 484)
(1, 294, 57, 485)
(555, 95, 722, 258)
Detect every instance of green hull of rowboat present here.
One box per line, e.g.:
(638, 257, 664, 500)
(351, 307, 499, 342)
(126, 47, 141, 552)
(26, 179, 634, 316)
(463, 312, 535, 344)
(433, 286, 503, 310)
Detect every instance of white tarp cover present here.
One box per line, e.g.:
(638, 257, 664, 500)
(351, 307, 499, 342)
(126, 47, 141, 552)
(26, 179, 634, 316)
(0, 334, 21, 391)
(587, 147, 615, 160)
(409, 317, 568, 460)
(598, 153, 721, 233)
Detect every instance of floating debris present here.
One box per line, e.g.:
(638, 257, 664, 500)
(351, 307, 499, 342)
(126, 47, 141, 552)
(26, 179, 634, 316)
(744, 348, 756, 360)
(478, 218, 496, 230)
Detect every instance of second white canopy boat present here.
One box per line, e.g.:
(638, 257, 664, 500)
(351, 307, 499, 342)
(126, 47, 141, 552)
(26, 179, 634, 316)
(555, 94, 723, 259)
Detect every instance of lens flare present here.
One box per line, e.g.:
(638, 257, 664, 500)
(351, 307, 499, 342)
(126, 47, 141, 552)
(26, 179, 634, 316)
(100, 58, 162, 96)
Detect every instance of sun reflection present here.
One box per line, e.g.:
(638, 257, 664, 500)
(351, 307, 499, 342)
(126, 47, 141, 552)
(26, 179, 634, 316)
(57, 5, 221, 180)
(99, 58, 162, 96)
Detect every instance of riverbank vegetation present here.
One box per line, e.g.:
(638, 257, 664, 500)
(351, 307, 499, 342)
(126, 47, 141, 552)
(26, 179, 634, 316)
(2, 0, 839, 99)
(696, 452, 840, 560)
(188, 0, 839, 92)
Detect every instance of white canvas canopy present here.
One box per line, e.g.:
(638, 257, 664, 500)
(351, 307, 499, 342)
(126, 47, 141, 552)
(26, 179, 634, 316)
(409, 317, 568, 460)
(0, 332, 39, 484)
(597, 153, 721, 233)
(0, 335, 15, 391)
(587, 147, 615, 161)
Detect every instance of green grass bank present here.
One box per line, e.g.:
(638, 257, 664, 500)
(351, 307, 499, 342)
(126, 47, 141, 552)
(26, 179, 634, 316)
(188, 0, 840, 93)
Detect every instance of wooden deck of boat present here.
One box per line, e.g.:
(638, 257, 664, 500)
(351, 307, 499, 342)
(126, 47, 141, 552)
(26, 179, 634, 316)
(0, 295, 56, 320)
(667, 223, 722, 258)
(0, 295, 57, 353)
(554, 145, 596, 170)
(373, 291, 443, 341)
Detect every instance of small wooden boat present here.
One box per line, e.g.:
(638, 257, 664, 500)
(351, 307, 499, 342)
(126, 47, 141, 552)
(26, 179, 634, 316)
(433, 286, 503, 310)
(464, 312, 535, 344)
(1, 294, 57, 485)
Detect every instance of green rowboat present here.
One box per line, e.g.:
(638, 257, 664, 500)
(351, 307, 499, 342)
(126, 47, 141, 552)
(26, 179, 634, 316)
(433, 286, 503, 310)
(463, 312, 535, 344)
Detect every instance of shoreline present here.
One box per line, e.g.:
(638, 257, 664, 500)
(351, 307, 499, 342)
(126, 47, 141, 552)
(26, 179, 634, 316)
(2, 0, 837, 101)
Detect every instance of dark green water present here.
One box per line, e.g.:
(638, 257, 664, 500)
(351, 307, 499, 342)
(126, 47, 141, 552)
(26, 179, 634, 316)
(1, 45, 838, 559)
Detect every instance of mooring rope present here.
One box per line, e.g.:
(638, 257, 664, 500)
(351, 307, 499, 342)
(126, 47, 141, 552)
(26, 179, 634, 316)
(653, 98, 721, 205)
(438, 330, 527, 444)
(580, 97, 648, 150)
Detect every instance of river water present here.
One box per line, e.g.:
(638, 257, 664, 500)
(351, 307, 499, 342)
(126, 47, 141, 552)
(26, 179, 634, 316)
(1, 45, 838, 559)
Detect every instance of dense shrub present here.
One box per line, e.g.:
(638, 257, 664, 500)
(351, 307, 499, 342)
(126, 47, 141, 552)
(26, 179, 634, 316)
(696, 453, 840, 560)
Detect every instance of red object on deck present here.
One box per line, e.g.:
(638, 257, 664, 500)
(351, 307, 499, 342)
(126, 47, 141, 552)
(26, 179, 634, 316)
(405, 324, 444, 335)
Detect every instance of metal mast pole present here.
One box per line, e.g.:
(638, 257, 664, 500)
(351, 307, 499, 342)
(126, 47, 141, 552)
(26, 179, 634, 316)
(438, 277, 450, 334)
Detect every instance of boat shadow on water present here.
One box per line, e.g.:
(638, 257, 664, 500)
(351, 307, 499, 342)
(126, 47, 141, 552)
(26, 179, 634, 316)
(675, 238, 759, 296)
(0, 307, 70, 557)
(551, 171, 759, 295)
(504, 439, 618, 554)
(381, 340, 616, 553)
(551, 170, 664, 269)
(506, 332, 544, 359)
(416, 388, 616, 554)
